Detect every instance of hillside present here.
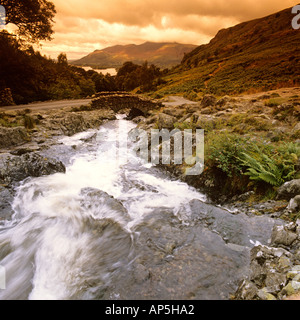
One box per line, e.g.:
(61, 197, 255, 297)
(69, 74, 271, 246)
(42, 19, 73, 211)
(71, 42, 198, 69)
(154, 6, 300, 97)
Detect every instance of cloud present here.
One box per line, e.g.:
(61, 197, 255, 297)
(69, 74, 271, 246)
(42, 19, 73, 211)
(40, 0, 299, 60)
(52, 0, 299, 25)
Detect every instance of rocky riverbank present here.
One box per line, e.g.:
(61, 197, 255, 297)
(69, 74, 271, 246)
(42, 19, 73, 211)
(0, 93, 163, 221)
(132, 88, 300, 300)
(0, 102, 115, 221)
(0, 89, 299, 300)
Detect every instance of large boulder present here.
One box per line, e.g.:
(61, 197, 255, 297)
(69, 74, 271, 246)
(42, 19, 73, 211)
(60, 113, 87, 136)
(157, 113, 177, 130)
(287, 195, 300, 213)
(79, 188, 130, 226)
(271, 223, 298, 247)
(277, 179, 300, 200)
(0, 152, 66, 186)
(200, 95, 217, 108)
(0, 126, 29, 149)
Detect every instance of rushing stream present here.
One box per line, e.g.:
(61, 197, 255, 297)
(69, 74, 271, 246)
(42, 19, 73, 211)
(0, 116, 282, 300)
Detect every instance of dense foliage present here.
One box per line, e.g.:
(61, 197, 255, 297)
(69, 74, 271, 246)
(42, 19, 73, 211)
(205, 131, 300, 196)
(0, 33, 164, 105)
(0, 32, 119, 105)
(0, 0, 56, 42)
(115, 61, 165, 92)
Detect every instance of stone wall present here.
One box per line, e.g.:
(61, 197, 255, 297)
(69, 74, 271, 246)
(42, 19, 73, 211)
(0, 88, 15, 106)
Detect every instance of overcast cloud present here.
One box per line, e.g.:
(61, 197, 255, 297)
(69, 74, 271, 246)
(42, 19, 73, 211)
(38, 0, 299, 60)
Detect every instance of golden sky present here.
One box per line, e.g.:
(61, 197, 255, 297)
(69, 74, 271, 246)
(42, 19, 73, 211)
(38, 0, 299, 60)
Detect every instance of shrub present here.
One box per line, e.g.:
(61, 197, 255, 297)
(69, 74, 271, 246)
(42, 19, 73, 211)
(23, 115, 35, 129)
(205, 132, 247, 178)
(264, 97, 285, 107)
(240, 142, 299, 187)
(205, 132, 299, 194)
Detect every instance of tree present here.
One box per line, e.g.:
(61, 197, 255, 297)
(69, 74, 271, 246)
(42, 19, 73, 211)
(0, 0, 56, 42)
(115, 61, 162, 92)
(57, 53, 68, 65)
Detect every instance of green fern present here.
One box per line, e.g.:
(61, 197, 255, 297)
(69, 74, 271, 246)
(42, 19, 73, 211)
(240, 152, 284, 187)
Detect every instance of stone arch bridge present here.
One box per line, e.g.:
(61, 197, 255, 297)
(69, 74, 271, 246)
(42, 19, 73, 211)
(91, 92, 163, 119)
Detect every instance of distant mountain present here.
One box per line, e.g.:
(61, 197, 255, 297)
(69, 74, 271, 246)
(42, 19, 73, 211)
(156, 6, 300, 96)
(71, 42, 198, 69)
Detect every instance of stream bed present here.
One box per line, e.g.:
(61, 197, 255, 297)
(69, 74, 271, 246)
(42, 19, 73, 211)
(0, 116, 282, 300)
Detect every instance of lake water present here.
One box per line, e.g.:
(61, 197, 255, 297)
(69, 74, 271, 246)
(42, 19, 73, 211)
(81, 67, 117, 76)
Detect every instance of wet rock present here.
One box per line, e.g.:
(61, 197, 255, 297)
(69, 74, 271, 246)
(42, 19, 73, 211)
(10, 145, 40, 156)
(0, 186, 14, 220)
(271, 223, 298, 247)
(80, 132, 97, 143)
(134, 264, 150, 283)
(188, 199, 282, 247)
(287, 195, 300, 213)
(0, 126, 29, 149)
(41, 109, 115, 138)
(277, 179, 300, 200)
(79, 188, 130, 225)
(60, 113, 87, 136)
(0, 152, 66, 186)
(111, 207, 251, 300)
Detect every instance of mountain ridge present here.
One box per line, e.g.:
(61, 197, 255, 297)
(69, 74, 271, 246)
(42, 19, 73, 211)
(71, 41, 198, 69)
(155, 6, 300, 96)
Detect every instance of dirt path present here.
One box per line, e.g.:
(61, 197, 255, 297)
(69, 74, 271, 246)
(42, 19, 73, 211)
(0, 98, 92, 112)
